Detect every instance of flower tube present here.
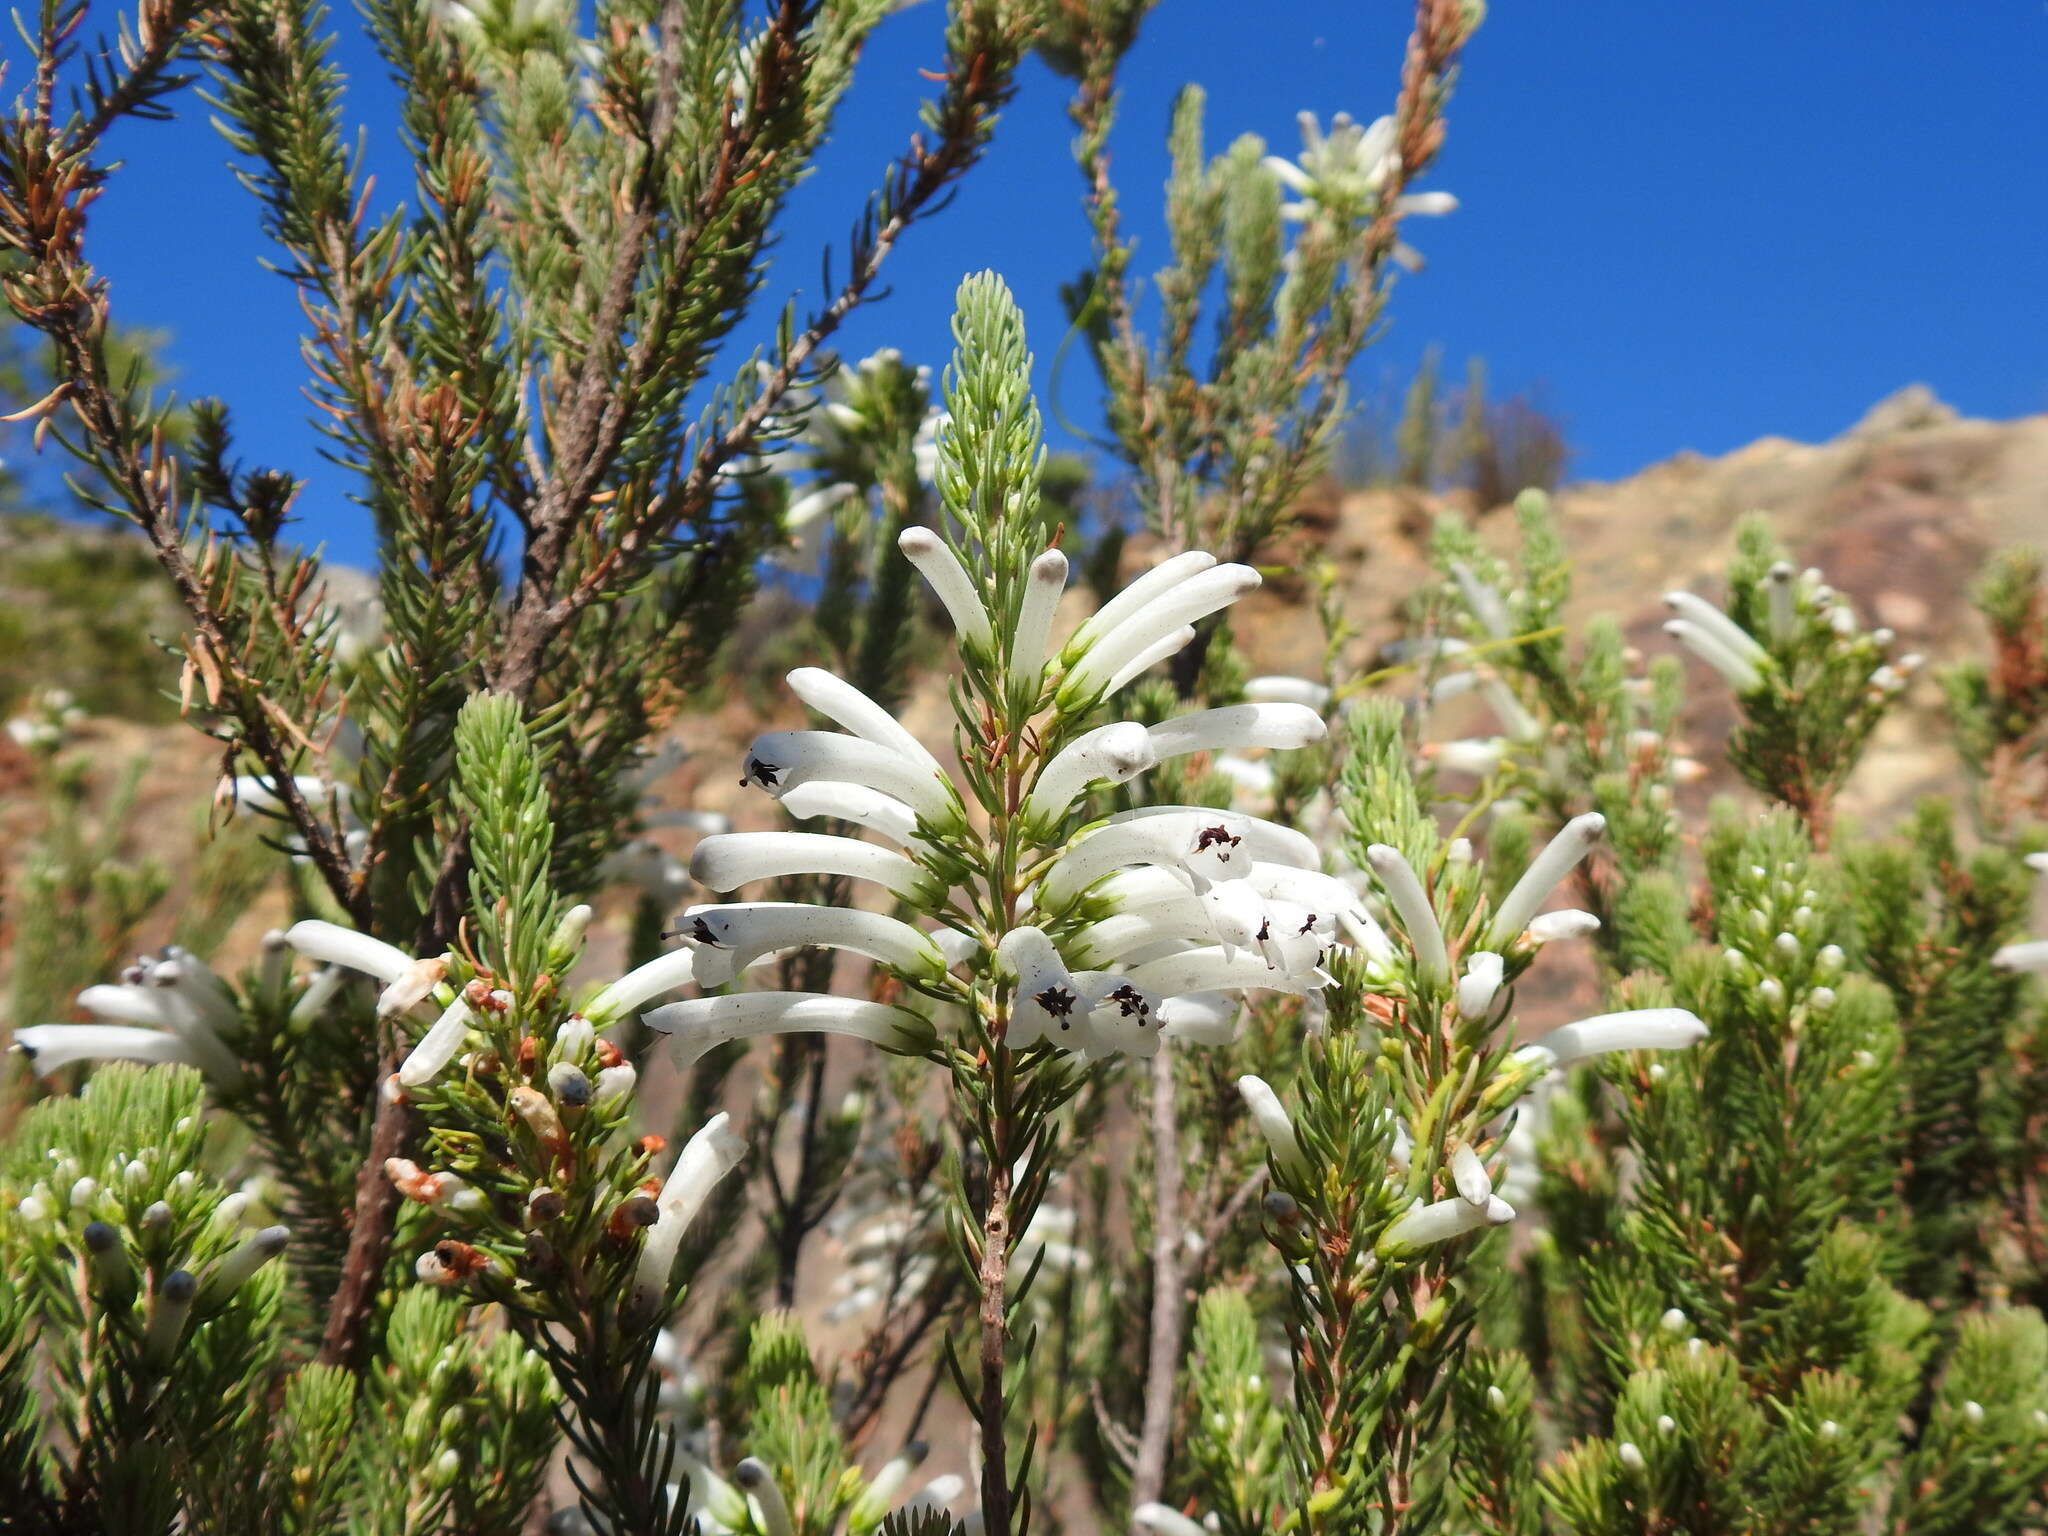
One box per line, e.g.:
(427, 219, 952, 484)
(690, 832, 932, 902)
(1993, 941, 2048, 975)
(1514, 1007, 1708, 1069)
(397, 998, 478, 1088)
(1121, 946, 1327, 999)
(1365, 844, 1449, 986)
(677, 904, 948, 988)
(1238, 1074, 1309, 1179)
(583, 949, 697, 1024)
(1665, 619, 1764, 693)
(14, 1024, 197, 1075)
(1020, 721, 1158, 832)
(1243, 675, 1331, 709)
(777, 781, 926, 851)
(1011, 549, 1069, 689)
(1145, 702, 1326, 760)
(741, 731, 958, 827)
(1107, 626, 1197, 692)
(785, 667, 945, 779)
(1485, 812, 1607, 949)
(898, 528, 993, 649)
(1378, 1192, 1516, 1256)
(1662, 591, 1768, 668)
(1062, 550, 1216, 661)
(283, 920, 417, 986)
(1060, 564, 1261, 703)
(644, 992, 938, 1072)
(630, 1112, 748, 1312)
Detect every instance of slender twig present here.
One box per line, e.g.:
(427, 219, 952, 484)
(1129, 1043, 1186, 1521)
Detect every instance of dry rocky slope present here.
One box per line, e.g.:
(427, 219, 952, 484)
(1224, 384, 2048, 830)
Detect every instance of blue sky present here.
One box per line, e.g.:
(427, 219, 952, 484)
(28, 0, 2048, 566)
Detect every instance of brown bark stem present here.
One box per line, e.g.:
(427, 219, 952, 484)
(1129, 1044, 1185, 1521)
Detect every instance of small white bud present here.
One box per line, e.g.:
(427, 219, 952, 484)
(1659, 1307, 1688, 1334)
(1818, 1419, 1839, 1440)
(1755, 977, 1786, 1007)
(1487, 1385, 1507, 1412)
(1963, 1400, 1985, 1426)
(1808, 987, 1837, 1013)
(1617, 1441, 1646, 1472)
(1657, 1415, 1676, 1436)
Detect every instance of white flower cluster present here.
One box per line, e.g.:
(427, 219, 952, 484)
(1662, 566, 1921, 698)
(630, 540, 1353, 1067)
(15, 945, 247, 1088)
(1234, 812, 1708, 1256)
(1262, 110, 1457, 269)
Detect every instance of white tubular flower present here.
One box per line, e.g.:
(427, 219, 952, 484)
(1662, 591, 1768, 668)
(1213, 754, 1278, 805)
(784, 479, 859, 533)
(777, 781, 926, 851)
(1477, 673, 1541, 743)
(1096, 860, 1364, 927)
(691, 832, 931, 902)
(2023, 851, 2047, 876)
(1449, 561, 1513, 639)
(583, 948, 697, 1023)
(1428, 737, 1508, 777)
(1041, 810, 1307, 909)
(1457, 952, 1505, 1020)
(1108, 626, 1197, 692)
(1486, 813, 1608, 949)
(742, 731, 958, 827)
(1060, 563, 1261, 703)
(397, 999, 477, 1089)
(284, 920, 446, 1018)
(631, 1112, 748, 1312)
(77, 966, 243, 1087)
(1764, 561, 1799, 641)
(735, 1459, 797, 1536)
(1448, 1141, 1493, 1208)
(1365, 844, 1449, 986)
(221, 773, 334, 818)
(898, 528, 993, 650)
(1526, 909, 1601, 944)
(1158, 991, 1240, 1044)
(1021, 722, 1158, 831)
(1012, 549, 1069, 689)
(1993, 941, 2048, 975)
(1514, 1008, 1709, 1068)
(1132, 1504, 1210, 1536)
(998, 926, 1093, 1050)
(1121, 946, 1326, 999)
(643, 992, 936, 1072)
(14, 1024, 198, 1076)
(1148, 702, 1326, 761)
(1237, 1075, 1308, 1178)
(206, 1224, 290, 1295)
(786, 668, 945, 780)
(1063, 550, 1216, 660)
(1244, 674, 1331, 709)
(1665, 619, 1764, 693)
(1379, 1193, 1515, 1255)
(676, 904, 948, 988)
(283, 920, 415, 985)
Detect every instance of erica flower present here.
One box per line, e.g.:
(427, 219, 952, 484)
(1264, 110, 1457, 267)
(642, 534, 1338, 1077)
(16, 948, 245, 1088)
(631, 1112, 748, 1312)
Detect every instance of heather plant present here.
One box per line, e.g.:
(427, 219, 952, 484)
(5, 0, 2048, 1532)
